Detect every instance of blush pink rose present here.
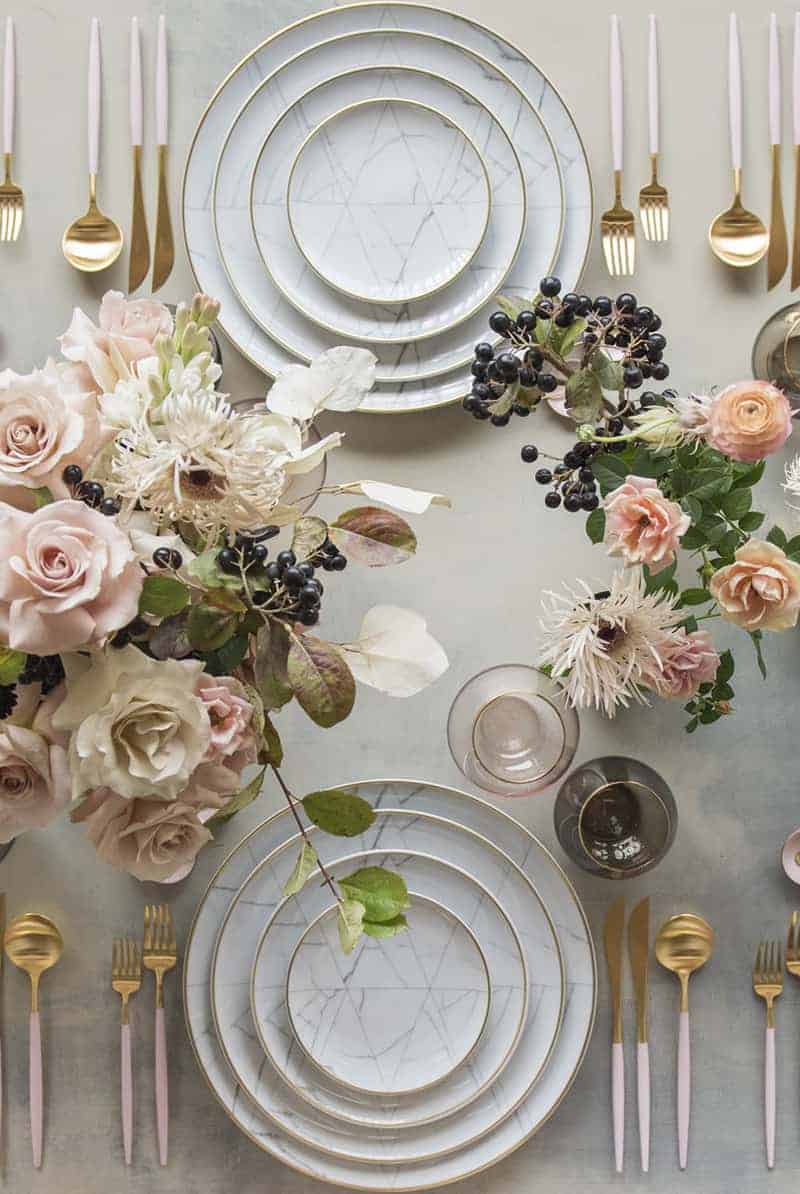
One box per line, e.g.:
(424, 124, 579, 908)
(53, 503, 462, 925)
(0, 499, 143, 653)
(59, 291, 173, 394)
(197, 674, 258, 768)
(0, 687, 69, 843)
(706, 381, 793, 462)
(709, 539, 800, 631)
(654, 630, 721, 701)
(603, 475, 690, 569)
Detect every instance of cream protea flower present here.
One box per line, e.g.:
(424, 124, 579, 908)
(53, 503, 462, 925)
(538, 570, 684, 717)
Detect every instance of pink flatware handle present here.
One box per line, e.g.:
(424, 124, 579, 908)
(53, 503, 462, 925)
(3, 17, 14, 157)
(121, 1023, 133, 1165)
(637, 1041, 650, 1173)
(129, 18, 142, 147)
(765, 1024, 776, 1169)
(30, 1010, 42, 1169)
(155, 15, 168, 147)
(678, 1009, 690, 1169)
(88, 17, 100, 176)
(612, 1040, 624, 1173)
(155, 1006, 168, 1166)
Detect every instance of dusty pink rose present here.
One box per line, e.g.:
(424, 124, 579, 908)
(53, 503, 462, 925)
(197, 674, 258, 768)
(709, 538, 800, 630)
(0, 499, 143, 653)
(654, 630, 720, 700)
(706, 381, 793, 462)
(59, 291, 173, 394)
(0, 687, 69, 843)
(603, 475, 690, 569)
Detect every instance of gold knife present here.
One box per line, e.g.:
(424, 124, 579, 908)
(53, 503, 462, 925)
(127, 18, 150, 294)
(152, 15, 174, 293)
(768, 13, 788, 290)
(628, 897, 650, 1173)
(603, 896, 625, 1174)
(792, 13, 800, 289)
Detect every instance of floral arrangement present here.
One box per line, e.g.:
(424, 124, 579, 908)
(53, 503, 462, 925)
(464, 276, 797, 729)
(0, 292, 450, 952)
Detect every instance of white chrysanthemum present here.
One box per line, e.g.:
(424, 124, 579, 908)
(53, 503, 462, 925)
(538, 570, 683, 717)
(784, 454, 800, 512)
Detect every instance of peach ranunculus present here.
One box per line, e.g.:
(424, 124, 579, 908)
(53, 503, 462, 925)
(653, 629, 721, 700)
(59, 291, 173, 395)
(603, 475, 690, 569)
(197, 674, 258, 768)
(706, 381, 793, 462)
(709, 539, 800, 630)
(0, 499, 143, 654)
(0, 687, 70, 843)
(0, 362, 111, 508)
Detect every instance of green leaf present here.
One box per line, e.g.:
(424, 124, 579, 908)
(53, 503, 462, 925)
(330, 507, 416, 567)
(206, 766, 266, 827)
(31, 486, 53, 509)
(302, 789, 375, 837)
(767, 526, 788, 550)
(261, 714, 283, 766)
(626, 447, 670, 478)
(188, 548, 243, 590)
(292, 516, 328, 562)
(338, 866, 411, 924)
(187, 602, 238, 651)
(287, 630, 355, 728)
(139, 575, 191, 618)
(0, 648, 26, 685)
(737, 511, 765, 533)
(786, 534, 800, 556)
(717, 530, 742, 558)
(254, 619, 293, 711)
(686, 717, 699, 734)
(488, 381, 517, 418)
(564, 369, 603, 424)
(590, 350, 624, 392)
(363, 914, 409, 940)
(680, 588, 712, 606)
(714, 681, 734, 701)
(699, 709, 722, 725)
(283, 842, 318, 897)
(149, 613, 192, 660)
(643, 560, 677, 594)
(494, 294, 527, 321)
(337, 899, 365, 955)
(750, 630, 768, 679)
(717, 650, 735, 683)
(591, 452, 630, 496)
(202, 633, 249, 676)
(721, 488, 752, 520)
(680, 526, 707, 551)
(731, 460, 766, 488)
(585, 507, 606, 544)
(682, 496, 704, 523)
(551, 316, 587, 358)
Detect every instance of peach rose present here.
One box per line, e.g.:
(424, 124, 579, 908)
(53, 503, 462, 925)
(0, 500, 143, 654)
(0, 363, 111, 508)
(706, 381, 793, 462)
(654, 629, 720, 700)
(603, 475, 690, 569)
(59, 292, 173, 395)
(197, 674, 258, 768)
(709, 539, 800, 630)
(0, 687, 70, 843)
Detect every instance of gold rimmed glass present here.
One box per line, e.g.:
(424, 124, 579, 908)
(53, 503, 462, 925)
(752, 301, 800, 409)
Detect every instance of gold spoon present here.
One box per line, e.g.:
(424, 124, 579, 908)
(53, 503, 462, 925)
(62, 18, 122, 273)
(4, 913, 64, 1169)
(655, 913, 714, 1171)
(709, 14, 769, 267)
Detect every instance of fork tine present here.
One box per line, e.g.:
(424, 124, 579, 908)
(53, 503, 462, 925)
(144, 903, 151, 951)
(754, 941, 763, 978)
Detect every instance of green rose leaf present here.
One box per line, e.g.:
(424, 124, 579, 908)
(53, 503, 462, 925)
(254, 619, 293, 711)
(329, 506, 417, 566)
(721, 487, 752, 520)
(202, 633, 249, 676)
(261, 713, 283, 767)
(188, 548, 243, 590)
(283, 842, 318, 897)
(337, 899, 365, 955)
(585, 507, 606, 544)
(564, 369, 603, 424)
(187, 602, 238, 651)
(680, 526, 707, 551)
(363, 914, 409, 940)
(206, 765, 266, 827)
(292, 516, 328, 562)
(716, 649, 735, 684)
(767, 525, 788, 549)
(0, 648, 26, 685)
(31, 486, 54, 509)
(301, 789, 375, 837)
(591, 452, 630, 496)
(626, 447, 670, 478)
(680, 588, 712, 606)
(590, 351, 625, 392)
(731, 460, 766, 489)
(138, 575, 191, 618)
(287, 630, 355, 727)
(338, 866, 411, 924)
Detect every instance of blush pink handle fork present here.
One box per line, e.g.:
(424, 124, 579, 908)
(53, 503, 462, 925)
(611, 1040, 624, 1172)
(121, 1023, 133, 1165)
(29, 1010, 42, 1168)
(155, 1006, 168, 1166)
(677, 1009, 690, 1169)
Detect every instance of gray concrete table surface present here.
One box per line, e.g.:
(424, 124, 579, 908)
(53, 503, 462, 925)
(1, 0, 799, 1189)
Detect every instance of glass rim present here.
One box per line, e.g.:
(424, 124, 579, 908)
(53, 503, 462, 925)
(576, 778, 673, 877)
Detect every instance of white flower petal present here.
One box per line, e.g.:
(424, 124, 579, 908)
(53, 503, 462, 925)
(338, 480, 451, 514)
(282, 431, 343, 476)
(341, 605, 448, 697)
(267, 348, 376, 420)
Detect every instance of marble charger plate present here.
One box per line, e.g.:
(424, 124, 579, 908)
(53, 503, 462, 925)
(183, 780, 596, 1189)
(182, 3, 592, 412)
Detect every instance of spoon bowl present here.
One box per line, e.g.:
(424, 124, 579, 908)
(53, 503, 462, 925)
(709, 199, 769, 267)
(62, 178, 123, 273)
(4, 912, 63, 1007)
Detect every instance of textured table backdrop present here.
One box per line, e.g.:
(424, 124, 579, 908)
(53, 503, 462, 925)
(1, 0, 800, 1189)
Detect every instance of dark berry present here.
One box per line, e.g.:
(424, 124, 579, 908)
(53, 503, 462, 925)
(634, 305, 654, 326)
(593, 296, 613, 316)
(608, 417, 624, 435)
(513, 402, 532, 416)
(538, 373, 558, 393)
(0, 685, 17, 719)
(472, 383, 491, 401)
(615, 292, 637, 312)
(78, 480, 103, 507)
(299, 562, 315, 578)
(640, 363, 653, 378)
(539, 276, 561, 297)
(248, 543, 267, 564)
(462, 396, 477, 413)
(518, 368, 537, 388)
(471, 361, 488, 380)
(615, 329, 631, 347)
(651, 362, 670, 381)
(491, 412, 511, 427)
(299, 583, 321, 607)
(564, 493, 582, 512)
(534, 299, 554, 319)
(153, 546, 183, 569)
(62, 464, 83, 486)
(99, 497, 121, 516)
(217, 547, 240, 574)
(623, 365, 643, 389)
(283, 566, 304, 589)
(330, 554, 347, 571)
(575, 295, 593, 316)
(111, 629, 131, 648)
(474, 342, 494, 361)
(266, 561, 282, 581)
(578, 467, 595, 484)
(489, 311, 512, 335)
(535, 468, 553, 484)
(582, 330, 598, 346)
(515, 310, 536, 331)
(544, 491, 562, 508)
(647, 332, 667, 351)
(647, 347, 663, 363)
(496, 352, 520, 379)
(582, 494, 600, 511)
(563, 450, 581, 469)
(252, 589, 271, 606)
(473, 407, 491, 421)
(126, 617, 149, 637)
(554, 309, 574, 327)
(299, 608, 319, 626)
(526, 347, 544, 369)
(561, 292, 580, 310)
(639, 391, 658, 408)
(649, 314, 662, 331)
(521, 445, 539, 463)
(276, 549, 296, 568)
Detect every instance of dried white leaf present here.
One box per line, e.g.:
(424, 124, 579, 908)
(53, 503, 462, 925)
(337, 480, 451, 514)
(267, 348, 377, 421)
(341, 605, 449, 697)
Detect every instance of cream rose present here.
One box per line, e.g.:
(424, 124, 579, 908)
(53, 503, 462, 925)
(52, 647, 212, 802)
(709, 539, 800, 630)
(654, 629, 720, 700)
(60, 292, 173, 394)
(0, 687, 70, 843)
(603, 475, 690, 569)
(197, 674, 258, 767)
(0, 499, 143, 654)
(707, 381, 793, 462)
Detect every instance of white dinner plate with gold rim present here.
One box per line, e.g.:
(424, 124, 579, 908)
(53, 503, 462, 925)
(249, 850, 528, 1126)
(183, 780, 596, 1188)
(247, 63, 529, 348)
(221, 59, 548, 382)
(182, 2, 592, 413)
(286, 97, 493, 305)
(211, 819, 562, 1164)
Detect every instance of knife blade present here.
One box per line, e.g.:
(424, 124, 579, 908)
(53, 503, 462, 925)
(628, 896, 650, 1172)
(603, 896, 625, 1173)
(152, 15, 174, 293)
(768, 13, 788, 290)
(128, 18, 150, 294)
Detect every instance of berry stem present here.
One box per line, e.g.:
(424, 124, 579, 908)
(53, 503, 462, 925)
(270, 765, 342, 904)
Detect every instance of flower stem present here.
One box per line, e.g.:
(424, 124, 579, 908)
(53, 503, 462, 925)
(270, 765, 341, 903)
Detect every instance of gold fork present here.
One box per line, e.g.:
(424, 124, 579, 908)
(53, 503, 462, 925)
(602, 16, 635, 276)
(143, 904, 176, 1167)
(753, 940, 783, 1170)
(0, 18, 23, 244)
(112, 937, 141, 1166)
(638, 15, 669, 243)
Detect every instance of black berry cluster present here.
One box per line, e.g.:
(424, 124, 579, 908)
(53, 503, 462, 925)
(17, 653, 66, 694)
(521, 439, 601, 512)
(0, 686, 17, 719)
(62, 464, 120, 516)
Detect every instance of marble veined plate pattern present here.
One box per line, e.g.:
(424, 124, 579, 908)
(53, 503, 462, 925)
(246, 59, 528, 349)
(283, 894, 491, 1096)
(287, 98, 492, 305)
(250, 850, 529, 1128)
(184, 781, 596, 1189)
(183, 3, 592, 411)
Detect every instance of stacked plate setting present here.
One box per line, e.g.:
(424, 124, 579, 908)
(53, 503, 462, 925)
(184, 780, 597, 1188)
(182, 2, 593, 413)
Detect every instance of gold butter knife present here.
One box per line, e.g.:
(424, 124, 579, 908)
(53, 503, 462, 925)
(603, 896, 625, 1174)
(128, 18, 149, 294)
(628, 896, 650, 1173)
(792, 13, 800, 289)
(152, 15, 174, 293)
(768, 12, 788, 290)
